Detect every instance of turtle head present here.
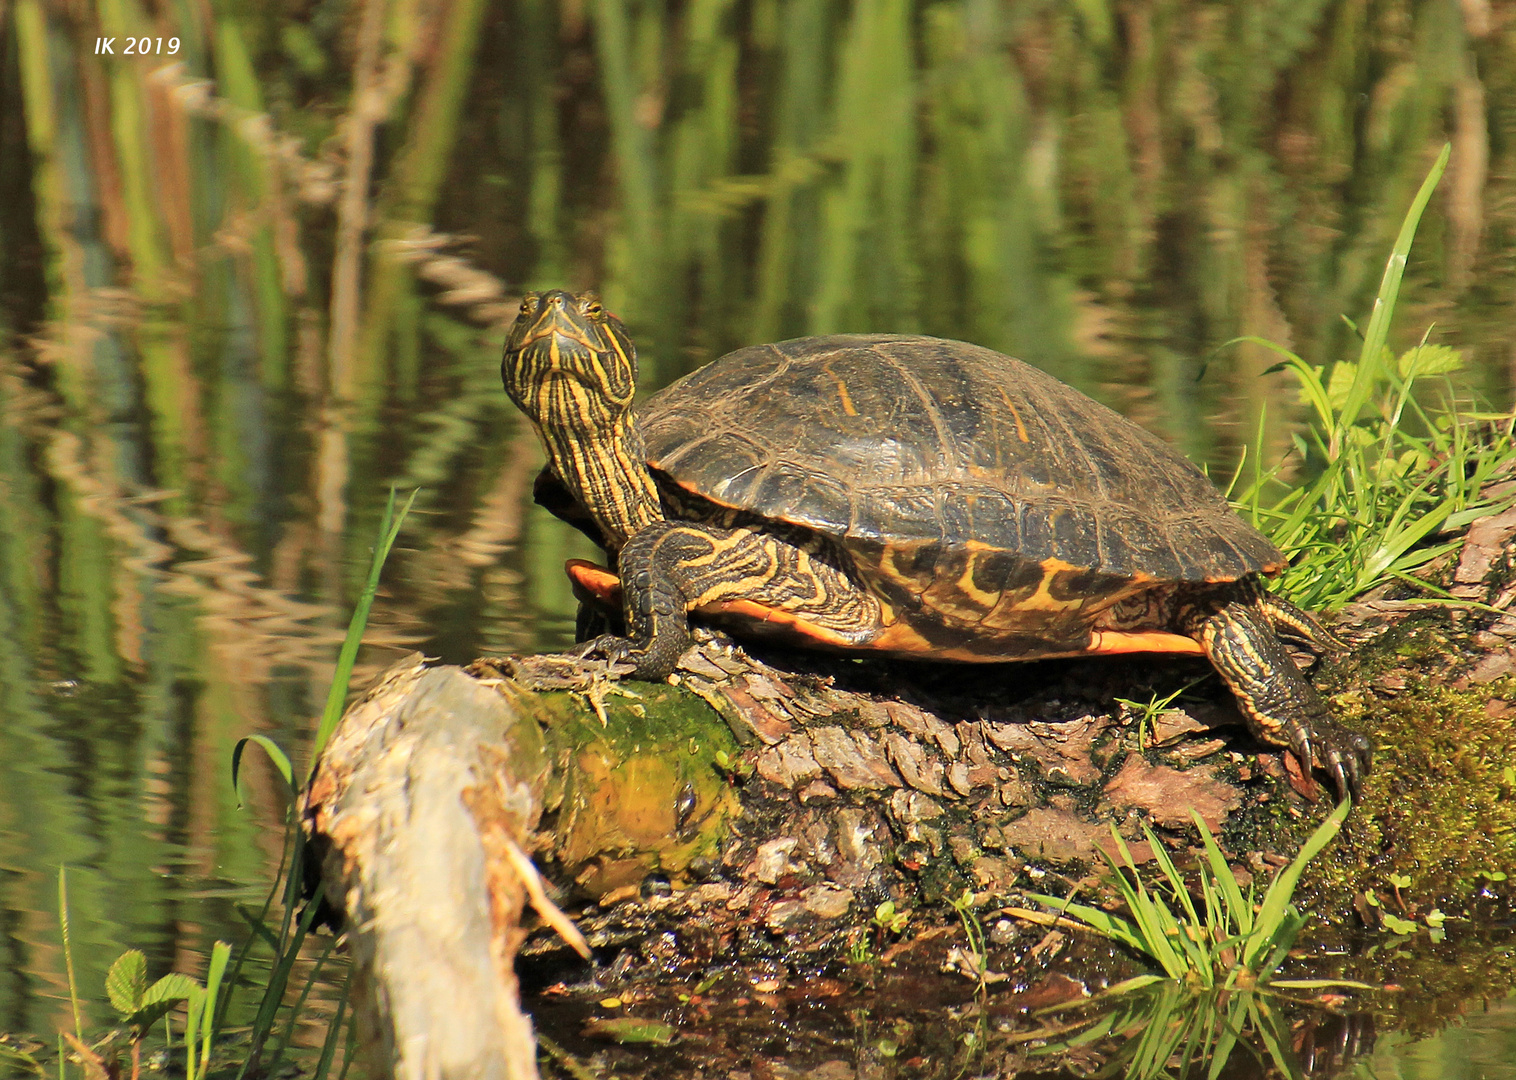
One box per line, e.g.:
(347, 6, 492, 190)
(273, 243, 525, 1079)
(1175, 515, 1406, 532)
(502, 290, 638, 428)
(501, 290, 661, 549)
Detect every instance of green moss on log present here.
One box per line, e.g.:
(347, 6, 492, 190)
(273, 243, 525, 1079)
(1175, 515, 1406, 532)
(529, 683, 743, 897)
(1304, 676, 1516, 910)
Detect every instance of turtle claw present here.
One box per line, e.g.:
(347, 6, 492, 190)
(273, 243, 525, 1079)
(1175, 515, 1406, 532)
(1286, 725, 1316, 792)
(1325, 724, 1373, 803)
(1287, 717, 1371, 804)
(569, 634, 639, 676)
(570, 630, 688, 681)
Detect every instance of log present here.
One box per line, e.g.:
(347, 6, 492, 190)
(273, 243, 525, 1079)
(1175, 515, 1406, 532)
(302, 507, 1516, 1076)
(303, 658, 551, 1080)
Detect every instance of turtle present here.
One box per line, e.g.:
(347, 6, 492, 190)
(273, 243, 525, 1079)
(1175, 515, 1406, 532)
(501, 290, 1370, 799)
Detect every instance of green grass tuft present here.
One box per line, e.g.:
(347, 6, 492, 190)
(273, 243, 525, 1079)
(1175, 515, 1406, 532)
(1231, 145, 1516, 610)
(1025, 800, 1360, 992)
(1022, 802, 1374, 1078)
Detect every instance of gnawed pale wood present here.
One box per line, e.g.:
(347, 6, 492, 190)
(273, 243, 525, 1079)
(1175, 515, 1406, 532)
(304, 655, 550, 1080)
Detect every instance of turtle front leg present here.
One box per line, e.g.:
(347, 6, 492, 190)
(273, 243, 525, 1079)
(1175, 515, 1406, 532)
(1184, 591, 1371, 801)
(1257, 591, 1347, 653)
(576, 521, 884, 680)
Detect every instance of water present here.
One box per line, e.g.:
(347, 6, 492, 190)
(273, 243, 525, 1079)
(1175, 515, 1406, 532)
(0, 0, 1513, 1073)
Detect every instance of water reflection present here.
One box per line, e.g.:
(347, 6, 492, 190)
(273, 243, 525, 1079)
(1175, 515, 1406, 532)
(0, 0, 1513, 1071)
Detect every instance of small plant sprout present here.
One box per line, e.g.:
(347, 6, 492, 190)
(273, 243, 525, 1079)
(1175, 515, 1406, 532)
(104, 948, 222, 1080)
(713, 749, 754, 783)
(1425, 909, 1448, 943)
(872, 900, 909, 946)
(946, 888, 1004, 989)
(1114, 678, 1206, 750)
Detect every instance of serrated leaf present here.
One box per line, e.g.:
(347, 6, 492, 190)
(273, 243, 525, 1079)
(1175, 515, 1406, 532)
(144, 972, 202, 1006)
(1397, 343, 1463, 381)
(106, 950, 147, 1015)
(1324, 362, 1356, 412)
(130, 1000, 180, 1033)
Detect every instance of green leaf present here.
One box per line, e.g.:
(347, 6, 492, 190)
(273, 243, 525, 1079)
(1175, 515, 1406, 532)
(311, 487, 420, 773)
(1100, 974, 1166, 996)
(1021, 892, 1145, 954)
(1397, 343, 1463, 381)
(232, 735, 294, 808)
(1270, 977, 1381, 990)
(144, 972, 202, 1006)
(132, 1000, 181, 1036)
(1338, 143, 1450, 439)
(106, 950, 148, 1015)
(201, 941, 233, 1070)
(1245, 799, 1349, 968)
(581, 1017, 677, 1045)
(1324, 361, 1356, 412)
(1194, 813, 1251, 939)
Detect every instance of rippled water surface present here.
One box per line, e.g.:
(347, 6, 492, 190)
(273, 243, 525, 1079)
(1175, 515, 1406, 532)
(1, 0, 1514, 1073)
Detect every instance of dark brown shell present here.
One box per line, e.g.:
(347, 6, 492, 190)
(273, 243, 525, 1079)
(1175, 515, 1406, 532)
(638, 335, 1283, 585)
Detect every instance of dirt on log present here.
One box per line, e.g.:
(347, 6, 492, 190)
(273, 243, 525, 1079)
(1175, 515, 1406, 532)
(302, 507, 1516, 1078)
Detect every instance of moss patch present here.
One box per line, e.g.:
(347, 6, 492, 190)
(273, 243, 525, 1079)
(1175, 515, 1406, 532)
(528, 684, 744, 896)
(1303, 677, 1516, 912)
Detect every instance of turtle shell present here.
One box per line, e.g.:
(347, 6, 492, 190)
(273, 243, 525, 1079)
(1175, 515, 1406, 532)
(637, 335, 1283, 586)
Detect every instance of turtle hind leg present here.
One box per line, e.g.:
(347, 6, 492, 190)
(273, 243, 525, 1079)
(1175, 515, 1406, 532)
(578, 521, 885, 680)
(1184, 594, 1371, 802)
(1258, 590, 1348, 653)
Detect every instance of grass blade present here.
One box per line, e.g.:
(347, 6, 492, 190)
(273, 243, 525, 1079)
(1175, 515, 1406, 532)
(1335, 144, 1450, 444)
(1244, 800, 1350, 968)
(311, 486, 418, 768)
(58, 867, 83, 1044)
(1194, 813, 1252, 939)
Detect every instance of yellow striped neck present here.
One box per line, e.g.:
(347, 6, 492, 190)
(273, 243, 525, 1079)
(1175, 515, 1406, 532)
(502, 291, 662, 552)
(537, 394, 664, 552)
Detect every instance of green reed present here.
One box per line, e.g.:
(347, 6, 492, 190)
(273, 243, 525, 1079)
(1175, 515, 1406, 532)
(1234, 144, 1516, 609)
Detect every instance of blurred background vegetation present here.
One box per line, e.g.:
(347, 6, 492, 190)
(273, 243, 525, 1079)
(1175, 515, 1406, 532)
(0, 0, 1513, 1064)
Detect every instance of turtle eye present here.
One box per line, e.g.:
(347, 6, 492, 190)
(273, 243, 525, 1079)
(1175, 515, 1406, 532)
(581, 296, 603, 317)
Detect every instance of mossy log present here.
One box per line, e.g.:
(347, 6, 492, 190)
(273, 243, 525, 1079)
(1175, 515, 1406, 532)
(302, 507, 1516, 1077)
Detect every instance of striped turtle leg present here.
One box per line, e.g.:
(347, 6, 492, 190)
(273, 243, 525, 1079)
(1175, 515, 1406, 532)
(1184, 593, 1370, 801)
(577, 521, 885, 680)
(1258, 591, 1347, 653)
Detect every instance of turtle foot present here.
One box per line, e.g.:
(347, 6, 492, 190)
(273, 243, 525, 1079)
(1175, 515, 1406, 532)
(1285, 715, 1372, 803)
(571, 632, 686, 681)
(569, 634, 640, 676)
